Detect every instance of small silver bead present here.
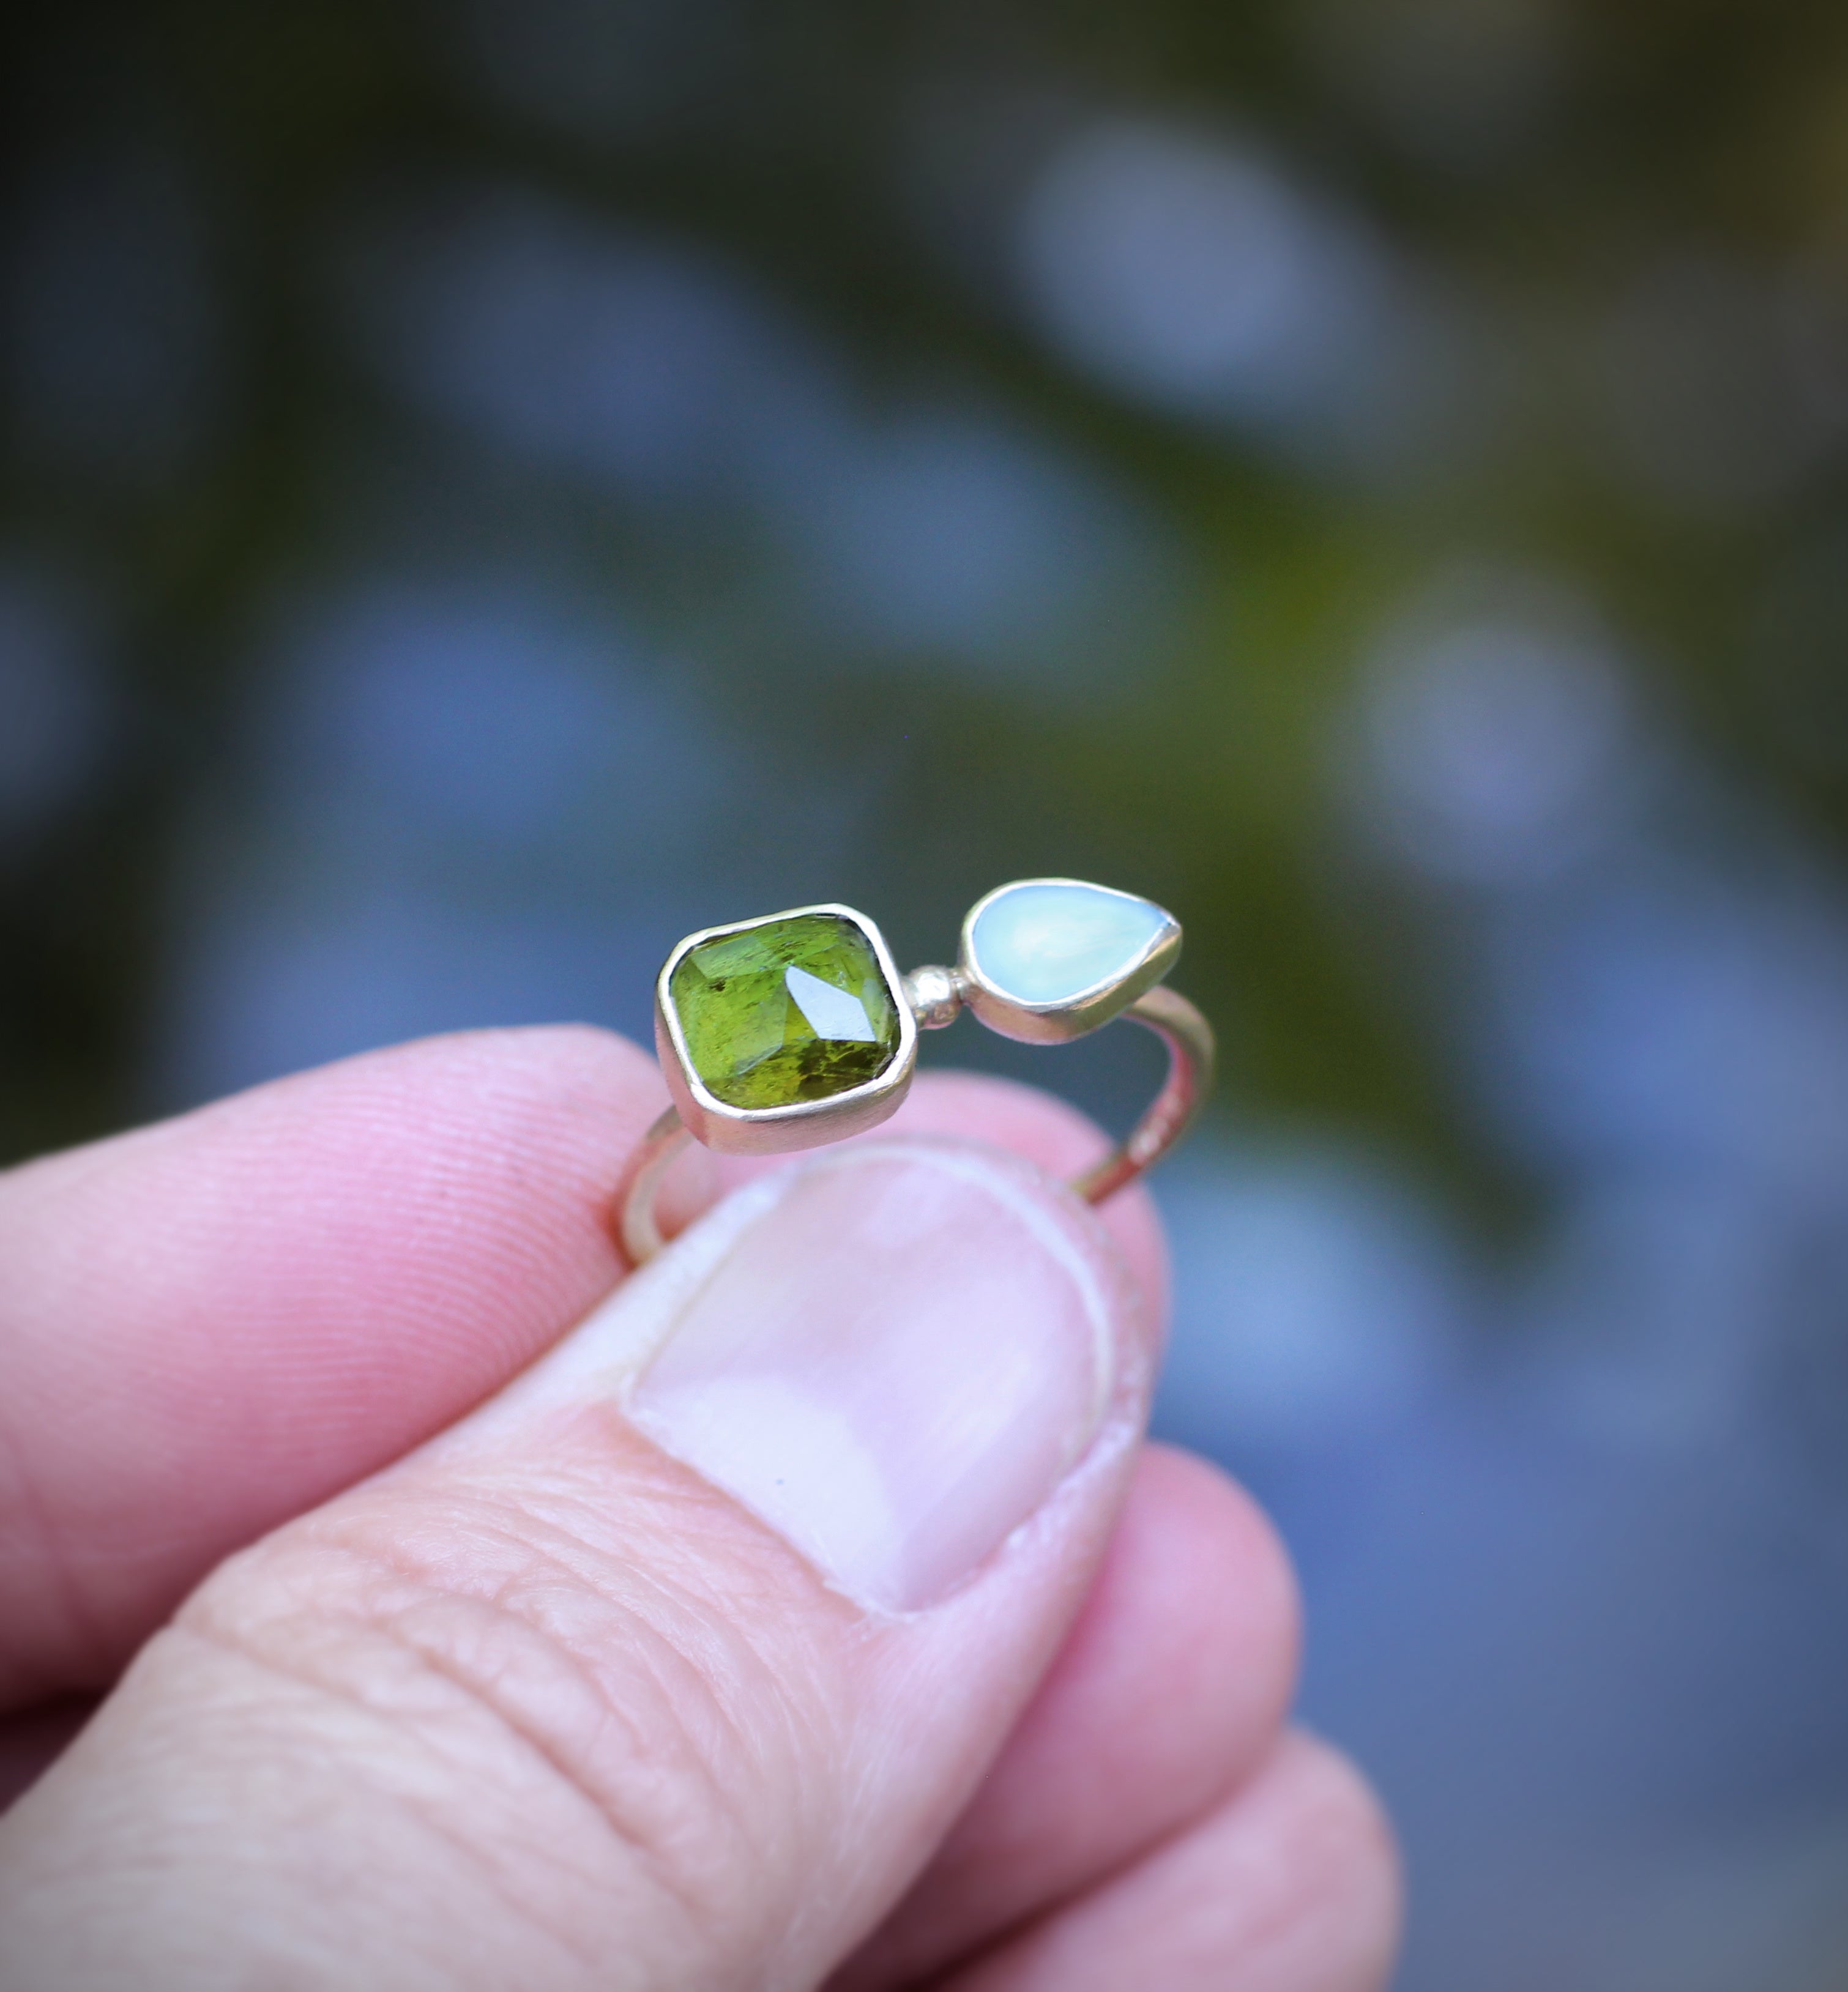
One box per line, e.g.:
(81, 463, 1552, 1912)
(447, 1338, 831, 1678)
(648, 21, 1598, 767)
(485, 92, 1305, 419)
(903, 964, 965, 1030)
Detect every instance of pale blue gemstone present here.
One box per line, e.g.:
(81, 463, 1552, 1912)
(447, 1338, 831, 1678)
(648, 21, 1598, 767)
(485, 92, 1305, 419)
(971, 882, 1169, 1005)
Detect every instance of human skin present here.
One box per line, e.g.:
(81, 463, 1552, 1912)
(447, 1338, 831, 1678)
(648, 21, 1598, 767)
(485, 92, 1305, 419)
(0, 1026, 1399, 1989)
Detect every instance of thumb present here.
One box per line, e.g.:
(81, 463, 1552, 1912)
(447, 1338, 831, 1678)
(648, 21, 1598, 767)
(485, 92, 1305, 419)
(0, 1135, 1156, 1991)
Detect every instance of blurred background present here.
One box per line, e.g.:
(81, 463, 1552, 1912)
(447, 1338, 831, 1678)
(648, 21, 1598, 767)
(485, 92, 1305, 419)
(6, 0, 1848, 1983)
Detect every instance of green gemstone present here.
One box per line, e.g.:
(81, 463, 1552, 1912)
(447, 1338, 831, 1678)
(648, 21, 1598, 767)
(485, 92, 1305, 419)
(668, 912, 901, 1110)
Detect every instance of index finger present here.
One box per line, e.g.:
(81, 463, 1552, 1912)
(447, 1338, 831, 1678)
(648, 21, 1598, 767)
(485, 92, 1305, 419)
(0, 1026, 661, 1706)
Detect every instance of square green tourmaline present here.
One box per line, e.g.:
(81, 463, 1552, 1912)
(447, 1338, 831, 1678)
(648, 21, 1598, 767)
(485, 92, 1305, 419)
(668, 912, 902, 1110)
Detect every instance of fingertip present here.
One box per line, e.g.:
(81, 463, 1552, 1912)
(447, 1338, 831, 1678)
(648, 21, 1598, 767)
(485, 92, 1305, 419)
(836, 1443, 1302, 1988)
(1262, 1730, 1406, 1985)
(884, 1069, 1171, 1324)
(990, 1440, 1303, 1812)
(1127, 1444, 1303, 1709)
(937, 1729, 1402, 1992)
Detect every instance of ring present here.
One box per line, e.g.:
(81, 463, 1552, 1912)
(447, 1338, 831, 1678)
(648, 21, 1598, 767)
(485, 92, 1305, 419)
(619, 877, 1215, 1265)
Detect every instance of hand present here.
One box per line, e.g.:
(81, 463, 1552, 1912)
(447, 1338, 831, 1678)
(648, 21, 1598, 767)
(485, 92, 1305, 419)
(0, 1027, 1398, 1989)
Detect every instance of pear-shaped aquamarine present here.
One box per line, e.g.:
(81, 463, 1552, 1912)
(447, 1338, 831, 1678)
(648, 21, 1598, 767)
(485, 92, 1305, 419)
(969, 881, 1171, 1005)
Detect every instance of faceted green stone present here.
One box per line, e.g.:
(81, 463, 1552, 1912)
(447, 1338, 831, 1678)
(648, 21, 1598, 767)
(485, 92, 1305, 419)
(668, 912, 901, 1110)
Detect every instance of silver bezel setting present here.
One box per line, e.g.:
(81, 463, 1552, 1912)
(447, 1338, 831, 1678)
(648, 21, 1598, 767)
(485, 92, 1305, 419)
(957, 877, 1182, 1044)
(654, 901, 918, 1156)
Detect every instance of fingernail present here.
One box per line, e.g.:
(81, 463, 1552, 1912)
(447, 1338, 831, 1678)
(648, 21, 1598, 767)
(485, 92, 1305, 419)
(624, 1140, 1125, 1612)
